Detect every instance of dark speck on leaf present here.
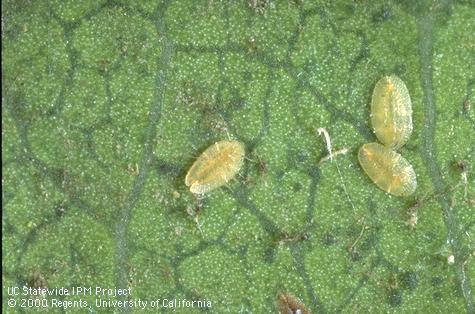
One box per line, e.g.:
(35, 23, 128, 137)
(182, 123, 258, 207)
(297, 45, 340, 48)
(400, 271, 418, 291)
(388, 289, 403, 307)
(292, 182, 302, 193)
(424, 231, 438, 242)
(350, 250, 362, 262)
(322, 232, 337, 246)
(55, 202, 66, 217)
(275, 170, 286, 180)
(263, 246, 276, 264)
(394, 64, 407, 76)
(372, 6, 393, 23)
(243, 70, 252, 81)
(307, 167, 320, 178)
(154, 159, 180, 176)
(248, 0, 269, 15)
(295, 151, 309, 163)
(238, 245, 248, 257)
(431, 277, 443, 286)
(463, 98, 470, 114)
(231, 97, 246, 110)
(433, 292, 443, 301)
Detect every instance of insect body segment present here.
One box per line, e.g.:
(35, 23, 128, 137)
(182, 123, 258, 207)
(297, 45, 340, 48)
(371, 75, 413, 150)
(185, 140, 245, 194)
(358, 143, 416, 196)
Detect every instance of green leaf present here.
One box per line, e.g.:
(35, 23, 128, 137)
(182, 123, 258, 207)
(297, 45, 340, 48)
(3, 0, 474, 313)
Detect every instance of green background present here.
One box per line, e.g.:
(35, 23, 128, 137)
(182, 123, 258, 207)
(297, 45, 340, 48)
(2, 0, 474, 313)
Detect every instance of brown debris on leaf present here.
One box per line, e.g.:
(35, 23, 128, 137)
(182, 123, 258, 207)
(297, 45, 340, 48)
(28, 269, 47, 290)
(277, 292, 311, 314)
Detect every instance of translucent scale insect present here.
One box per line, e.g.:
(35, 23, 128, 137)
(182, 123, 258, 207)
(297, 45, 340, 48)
(185, 140, 245, 194)
(371, 75, 413, 150)
(358, 143, 417, 196)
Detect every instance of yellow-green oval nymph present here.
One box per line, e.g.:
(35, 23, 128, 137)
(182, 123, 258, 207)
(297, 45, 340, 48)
(185, 140, 245, 194)
(371, 75, 413, 150)
(358, 142, 416, 196)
